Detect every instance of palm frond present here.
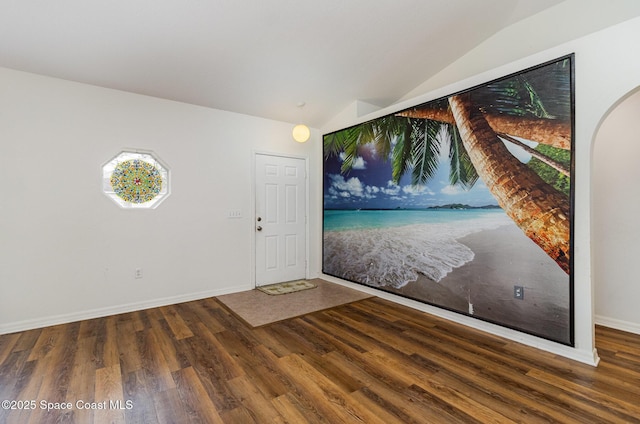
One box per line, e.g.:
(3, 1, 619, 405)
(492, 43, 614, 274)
(339, 126, 361, 174)
(391, 118, 413, 183)
(357, 120, 378, 145)
(322, 132, 342, 159)
(372, 115, 408, 161)
(471, 60, 571, 120)
(410, 120, 441, 186)
(448, 123, 479, 189)
(519, 76, 554, 119)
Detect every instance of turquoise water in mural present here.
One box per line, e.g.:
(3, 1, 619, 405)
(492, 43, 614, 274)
(323, 208, 506, 231)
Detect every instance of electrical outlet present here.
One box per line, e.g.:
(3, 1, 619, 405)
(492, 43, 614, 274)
(135, 268, 143, 279)
(514, 285, 524, 300)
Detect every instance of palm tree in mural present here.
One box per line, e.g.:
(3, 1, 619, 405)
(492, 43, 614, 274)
(324, 58, 572, 273)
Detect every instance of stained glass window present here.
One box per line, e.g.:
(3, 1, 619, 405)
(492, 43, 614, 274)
(102, 151, 170, 209)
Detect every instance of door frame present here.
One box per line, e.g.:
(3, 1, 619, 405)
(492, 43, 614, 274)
(251, 150, 310, 287)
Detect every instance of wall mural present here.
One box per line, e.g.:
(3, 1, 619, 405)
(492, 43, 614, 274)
(323, 55, 574, 345)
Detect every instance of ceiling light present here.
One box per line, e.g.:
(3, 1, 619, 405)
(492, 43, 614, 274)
(292, 124, 310, 143)
(292, 102, 310, 143)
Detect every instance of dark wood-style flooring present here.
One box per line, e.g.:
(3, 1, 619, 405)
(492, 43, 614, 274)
(0, 296, 639, 423)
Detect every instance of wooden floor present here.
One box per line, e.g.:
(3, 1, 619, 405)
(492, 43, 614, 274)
(1, 297, 639, 424)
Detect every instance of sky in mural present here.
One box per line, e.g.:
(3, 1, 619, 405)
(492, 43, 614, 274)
(323, 134, 536, 210)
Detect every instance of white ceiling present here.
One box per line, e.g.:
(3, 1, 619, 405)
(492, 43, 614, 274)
(0, 0, 567, 127)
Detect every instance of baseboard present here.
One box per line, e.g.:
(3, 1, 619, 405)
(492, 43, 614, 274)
(595, 315, 640, 335)
(0, 284, 251, 335)
(321, 274, 600, 366)
(386, 292, 600, 366)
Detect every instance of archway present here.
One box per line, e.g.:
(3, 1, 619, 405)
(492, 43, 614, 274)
(592, 87, 640, 334)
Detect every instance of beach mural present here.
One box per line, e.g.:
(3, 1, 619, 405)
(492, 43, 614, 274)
(323, 55, 574, 346)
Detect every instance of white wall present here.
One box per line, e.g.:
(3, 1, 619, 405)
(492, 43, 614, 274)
(399, 0, 640, 103)
(593, 90, 640, 334)
(0, 67, 322, 334)
(4, 2, 640, 367)
(322, 14, 640, 365)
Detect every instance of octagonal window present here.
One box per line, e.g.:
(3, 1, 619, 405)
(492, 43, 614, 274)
(102, 150, 170, 209)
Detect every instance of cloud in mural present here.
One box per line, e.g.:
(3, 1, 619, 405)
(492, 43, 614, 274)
(403, 184, 434, 196)
(338, 152, 367, 170)
(365, 185, 380, 195)
(441, 184, 464, 195)
(328, 174, 368, 198)
(352, 157, 367, 170)
(381, 181, 401, 196)
(328, 174, 404, 201)
(328, 178, 439, 201)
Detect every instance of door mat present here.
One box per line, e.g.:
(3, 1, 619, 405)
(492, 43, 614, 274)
(257, 280, 317, 295)
(217, 279, 373, 327)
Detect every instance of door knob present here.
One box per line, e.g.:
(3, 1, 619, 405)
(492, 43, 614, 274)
(257, 216, 262, 222)
(256, 226, 262, 231)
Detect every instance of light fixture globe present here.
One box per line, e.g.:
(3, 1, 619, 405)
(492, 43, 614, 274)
(292, 124, 310, 143)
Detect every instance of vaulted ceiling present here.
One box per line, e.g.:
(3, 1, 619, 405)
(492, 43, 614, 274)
(0, 0, 619, 127)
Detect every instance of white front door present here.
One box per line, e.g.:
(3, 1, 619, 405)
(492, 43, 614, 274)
(255, 153, 307, 286)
